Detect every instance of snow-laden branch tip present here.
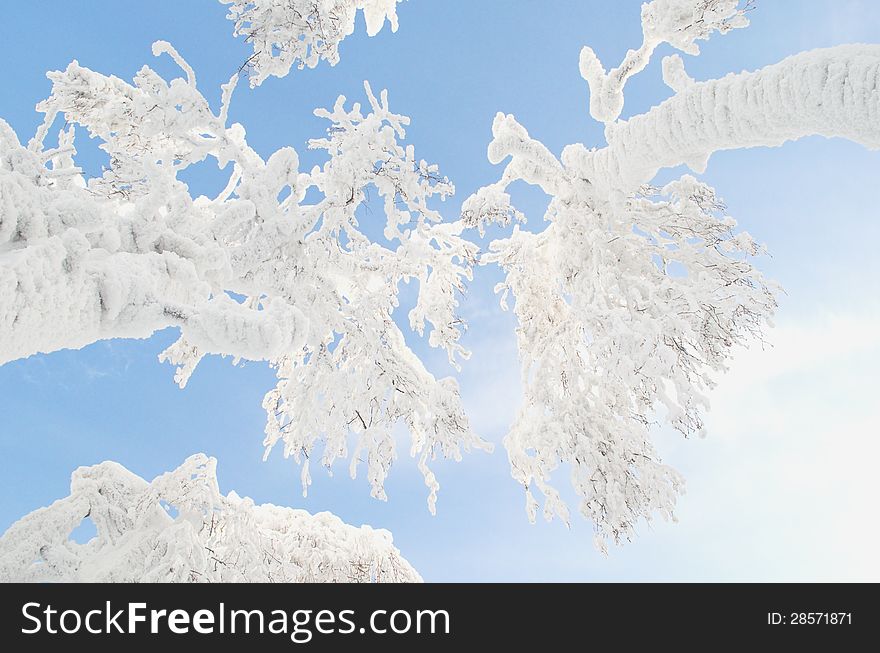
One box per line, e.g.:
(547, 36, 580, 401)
(221, 0, 407, 86)
(580, 0, 752, 123)
(0, 455, 420, 582)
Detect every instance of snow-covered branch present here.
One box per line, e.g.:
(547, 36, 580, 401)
(0, 43, 488, 512)
(580, 0, 752, 123)
(472, 31, 880, 549)
(222, 0, 407, 86)
(573, 44, 880, 192)
(0, 455, 420, 582)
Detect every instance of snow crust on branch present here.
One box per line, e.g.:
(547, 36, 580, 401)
(0, 455, 420, 582)
(222, 0, 406, 86)
(0, 43, 488, 512)
(472, 32, 880, 548)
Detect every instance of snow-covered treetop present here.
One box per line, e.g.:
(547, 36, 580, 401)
(222, 0, 407, 86)
(0, 455, 419, 582)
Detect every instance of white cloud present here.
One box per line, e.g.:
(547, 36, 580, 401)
(654, 312, 880, 580)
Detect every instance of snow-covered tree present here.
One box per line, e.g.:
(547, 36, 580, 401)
(3, 0, 880, 579)
(467, 0, 880, 550)
(0, 3, 473, 581)
(0, 454, 419, 582)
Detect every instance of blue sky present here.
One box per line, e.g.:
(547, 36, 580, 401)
(1, 0, 879, 581)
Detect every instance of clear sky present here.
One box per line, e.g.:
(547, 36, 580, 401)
(1, 0, 878, 581)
